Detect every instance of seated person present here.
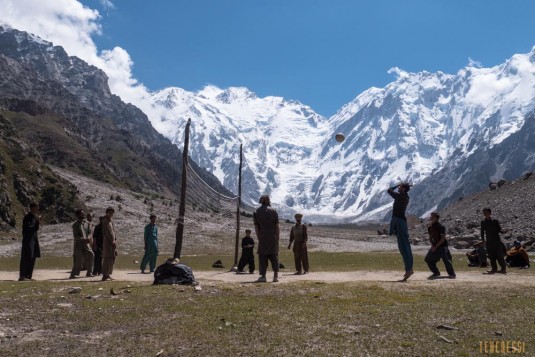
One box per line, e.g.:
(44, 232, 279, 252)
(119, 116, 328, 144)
(466, 241, 488, 267)
(506, 241, 530, 268)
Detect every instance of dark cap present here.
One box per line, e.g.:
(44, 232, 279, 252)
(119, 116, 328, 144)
(430, 212, 440, 219)
(400, 182, 411, 192)
(259, 195, 270, 205)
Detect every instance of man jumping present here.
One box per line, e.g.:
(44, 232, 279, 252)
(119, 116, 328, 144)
(388, 183, 414, 281)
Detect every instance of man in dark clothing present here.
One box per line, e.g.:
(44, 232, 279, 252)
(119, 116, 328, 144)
(19, 202, 41, 281)
(424, 212, 456, 279)
(481, 208, 507, 274)
(92, 216, 104, 276)
(237, 229, 255, 274)
(466, 241, 488, 267)
(387, 183, 414, 281)
(288, 213, 309, 275)
(253, 195, 280, 283)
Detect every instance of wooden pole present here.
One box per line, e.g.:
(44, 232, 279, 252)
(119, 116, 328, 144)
(233, 144, 243, 268)
(174, 118, 191, 259)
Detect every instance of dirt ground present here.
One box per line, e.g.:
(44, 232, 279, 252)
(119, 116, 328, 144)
(1, 269, 533, 286)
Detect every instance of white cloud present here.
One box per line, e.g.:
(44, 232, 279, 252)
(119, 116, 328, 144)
(468, 57, 482, 68)
(99, 0, 115, 10)
(0, 0, 154, 115)
(387, 67, 409, 79)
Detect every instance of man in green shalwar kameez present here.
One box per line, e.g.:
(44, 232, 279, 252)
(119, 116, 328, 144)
(140, 214, 159, 273)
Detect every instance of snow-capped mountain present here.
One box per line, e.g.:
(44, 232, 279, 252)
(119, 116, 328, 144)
(149, 86, 329, 214)
(148, 47, 535, 221)
(3, 24, 533, 222)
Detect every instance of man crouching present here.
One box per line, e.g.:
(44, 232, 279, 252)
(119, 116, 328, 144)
(425, 212, 456, 279)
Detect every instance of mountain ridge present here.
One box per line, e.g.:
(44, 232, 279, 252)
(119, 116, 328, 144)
(1, 25, 534, 224)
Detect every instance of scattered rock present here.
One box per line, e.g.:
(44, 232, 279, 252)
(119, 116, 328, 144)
(57, 303, 73, 308)
(452, 241, 469, 249)
(495, 331, 503, 336)
(438, 335, 453, 343)
(156, 350, 164, 357)
(68, 287, 82, 294)
(436, 324, 458, 331)
(110, 288, 119, 296)
(212, 260, 224, 268)
(194, 285, 202, 292)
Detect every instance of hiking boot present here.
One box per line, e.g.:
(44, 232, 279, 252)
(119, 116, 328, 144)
(69, 274, 76, 279)
(428, 273, 440, 280)
(293, 271, 303, 275)
(256, 276, 267, 283)
(86, 273, 95, 277)
(497, 269, 507, 274)
(486, 270, 497, 274)
(448, 275, 456, 279)
(273, 276, 279, 283)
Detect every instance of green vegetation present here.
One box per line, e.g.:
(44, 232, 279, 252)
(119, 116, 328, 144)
(1, 252, 533, 276)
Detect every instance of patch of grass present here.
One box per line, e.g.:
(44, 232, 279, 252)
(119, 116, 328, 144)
(1, 252, 534, 276)
(0, 280, 532, 356)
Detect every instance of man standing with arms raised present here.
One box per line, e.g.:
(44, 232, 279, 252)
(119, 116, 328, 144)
(388, 183, 414, 281)
(254, 195, 280, 283)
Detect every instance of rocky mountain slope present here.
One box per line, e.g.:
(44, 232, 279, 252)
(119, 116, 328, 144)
(410, 172, 535, 251)
(1, 25, 534, 225)
(0, 104, 84, 230)
(0, 26, 229, 228)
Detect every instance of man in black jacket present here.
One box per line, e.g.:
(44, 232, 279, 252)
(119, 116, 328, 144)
(19, 202, 41, 281)
(254, 195, 280, 283)
(481, 208, 507, 274)
(237, 229, 255, 274)
(424, 212, 455, 279)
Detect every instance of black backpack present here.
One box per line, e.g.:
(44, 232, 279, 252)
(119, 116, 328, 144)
(153, 261, 196, 285)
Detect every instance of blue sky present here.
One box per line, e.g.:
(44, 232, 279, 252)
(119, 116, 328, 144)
(81, 1, 535, 116)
